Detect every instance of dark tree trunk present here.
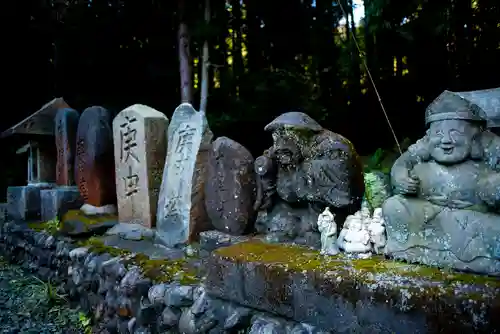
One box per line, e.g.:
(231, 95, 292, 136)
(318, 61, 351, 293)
(231, 0, 244, 96)
(200, 0, 210, 112)
(178, 0, 193, 103)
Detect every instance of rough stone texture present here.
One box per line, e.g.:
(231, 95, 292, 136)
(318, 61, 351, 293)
(205, 240, 500, 333)
(105, 223, 156, 241)
(40, 187, 83, 221)
(0, 221, 322, 334)
(254, 111, 365, 248)
(55, 108, 80, 186)
(113, 104, 169, 228)
(156, 103, 213, 247)
(59, 210, 118, 237)
(199, 230, 251, 252)
(205, 137, 257, 235)
(7, 185, 53, 221)
(75, 106, 116, 208)
(384, 90, 500, 275)
(0, 203, 7, 223)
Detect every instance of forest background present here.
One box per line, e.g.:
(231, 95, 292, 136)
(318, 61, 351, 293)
(1, 0, 499, 193)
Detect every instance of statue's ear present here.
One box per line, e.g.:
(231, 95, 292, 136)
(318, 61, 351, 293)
(470, 128, 484, 159)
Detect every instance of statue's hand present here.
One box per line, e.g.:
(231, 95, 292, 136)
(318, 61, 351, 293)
(393, 172, 419, 195)
(428, 195, 448, 206)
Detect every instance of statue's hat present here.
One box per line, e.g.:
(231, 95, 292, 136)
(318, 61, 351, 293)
(264, 112, 323, 132)
(425, 90, 487, 126)
(456, 88, 500, 128)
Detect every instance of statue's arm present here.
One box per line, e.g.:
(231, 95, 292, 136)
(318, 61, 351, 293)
(253, 148, 277, 211)
(481, 130, 500, 171)
(391, 134, 430, 182)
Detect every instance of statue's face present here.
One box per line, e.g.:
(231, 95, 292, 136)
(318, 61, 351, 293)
(272, 127, 304, 167)
(428, 119, 478, 164)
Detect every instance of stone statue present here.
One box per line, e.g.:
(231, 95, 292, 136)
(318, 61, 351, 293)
(383, 90, 500, 275)
(337, 211, 372, 255)
(317, 207, 339, 255)
(367, 208, 386, 254)
(253, 112, 364, 248)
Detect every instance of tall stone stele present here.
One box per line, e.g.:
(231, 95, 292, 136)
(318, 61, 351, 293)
(75, 106, 116, 215)
(383, 90, 500, 276)
(55, 108, 80, 186)
(113, 104, 169, 228)
(156, 103, 213, 247)
(40, 107, 83, 221)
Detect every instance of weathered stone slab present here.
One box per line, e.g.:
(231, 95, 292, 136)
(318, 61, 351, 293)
(40, 187, 83, 221)
(59, 209, 118, 237)
(113, 104, 169, 228)
(205, 137, 257, 235)
(156, 103, 213, 247)
(7, 185, 53, 221)
(105, 223, 155, 241)
(55, 108, 80, 186)
(205, 240, 500, 333)
(75, 106, 116, 208)
(199, 230, 251, 252)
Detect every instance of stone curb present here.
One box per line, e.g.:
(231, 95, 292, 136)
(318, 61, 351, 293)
(0, 221, 323, 334)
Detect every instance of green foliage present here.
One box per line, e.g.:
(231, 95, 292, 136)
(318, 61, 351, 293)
(364, 172, 391, 210)
(45, 218, 61, 234)
(3, 260, 86, 331)
(78, 312, 92, 334)
(30, 276, 68, 309)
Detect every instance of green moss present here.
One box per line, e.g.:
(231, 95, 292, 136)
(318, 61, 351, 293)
(77, 237, 199, 285)
(61, 210, 117, 226)
(28, 218, 61, 235)
(77, 236, 130, 258)
(215, 240, 500, 291)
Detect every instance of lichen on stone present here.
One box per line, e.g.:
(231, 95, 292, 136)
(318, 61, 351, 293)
(77, 237, 199, 285)
(214, 239, 500, 302)
(28, 218, 61, 235)
(61, 209, 117, 226)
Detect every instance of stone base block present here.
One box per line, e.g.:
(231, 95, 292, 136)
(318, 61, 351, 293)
(7, 185, 52, 221)
(199, 230, 250, 252)
(205, 240, 500, 333)
(40, 187, 83, 221)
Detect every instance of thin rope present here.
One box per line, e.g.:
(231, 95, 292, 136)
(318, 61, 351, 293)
(337, 1, 402, 154)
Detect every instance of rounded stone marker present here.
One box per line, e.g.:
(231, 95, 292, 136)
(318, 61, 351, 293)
(75, 106, 116, 208)
(205, 137, 257, 235)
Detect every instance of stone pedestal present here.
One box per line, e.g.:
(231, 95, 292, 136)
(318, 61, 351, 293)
(40, 186, 83, 221)
(7, 185, 53, 221)
(206, 240, 500, 333)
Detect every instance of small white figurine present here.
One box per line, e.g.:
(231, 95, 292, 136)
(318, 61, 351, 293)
(367, 208, 387, 254)
(337, 211, 372, 254)
(317, 207, 339, 255)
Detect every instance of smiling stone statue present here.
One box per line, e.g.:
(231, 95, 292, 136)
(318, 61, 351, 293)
(383, 90, 500, 275)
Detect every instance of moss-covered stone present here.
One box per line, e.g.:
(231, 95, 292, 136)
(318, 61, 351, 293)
(215, 239, 500, 289)
(28, 219, 61, 235)
(76, 237, 199, 285)
(206, 239, 500, 332)
(59, 210, 117, 236)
